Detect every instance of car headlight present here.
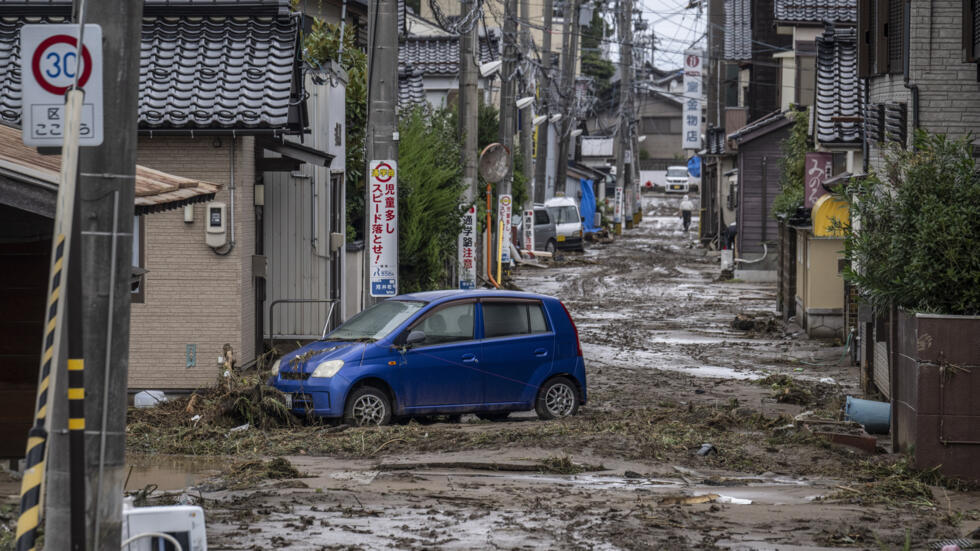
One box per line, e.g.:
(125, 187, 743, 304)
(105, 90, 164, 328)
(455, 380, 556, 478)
(311, 359, 344, 378)
(271, 359, 282, 376)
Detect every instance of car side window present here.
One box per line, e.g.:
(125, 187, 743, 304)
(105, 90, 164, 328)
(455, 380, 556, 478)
(534, 210, 550, 225)
(483, 301, 550, 338)
(411, 303, 475, 346)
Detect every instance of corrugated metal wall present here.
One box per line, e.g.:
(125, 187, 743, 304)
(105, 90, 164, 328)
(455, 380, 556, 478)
(263, 71, 346, 339)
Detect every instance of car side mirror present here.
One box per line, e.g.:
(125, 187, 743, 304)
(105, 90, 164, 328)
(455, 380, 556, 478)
(405, 330, 426, 347)
(580, 216, 585, 223)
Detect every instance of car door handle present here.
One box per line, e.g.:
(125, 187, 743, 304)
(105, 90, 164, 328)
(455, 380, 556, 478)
(534, 348, 549, 357)
(461, 353, 479, 363)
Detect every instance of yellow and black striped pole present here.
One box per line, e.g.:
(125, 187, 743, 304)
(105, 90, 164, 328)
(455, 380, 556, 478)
(16, 88, 86, 551)
(68, 356, 86, 551)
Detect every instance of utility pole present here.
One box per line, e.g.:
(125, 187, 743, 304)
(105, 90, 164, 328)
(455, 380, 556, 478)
(615, 0, 634, 226)
(499, 0, 518, 197)
(554, 0, 581, 197)
(365, 0, 399, 306)
(459, 0, 479, 204)
(46, 0, 143, 549)
(519, 0, 533, 207)
(533, 0, 553, 203)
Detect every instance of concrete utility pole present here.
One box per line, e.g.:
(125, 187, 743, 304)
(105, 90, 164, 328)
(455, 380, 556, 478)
(45, 0, 143, 548)
(519, 0, 533, 206)
(365, 0, 399, 306)
(498, 0, 518, 196)
(616, 0, 634, 225)
(459, 0, 479, 204)
(533, 0, 553, 203)
(554, 0, 581, 197)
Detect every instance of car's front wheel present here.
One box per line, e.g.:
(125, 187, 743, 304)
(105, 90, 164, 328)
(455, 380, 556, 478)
(545, 239, 557, 254)
(535, 377, 579, 420)
(345, 386, 392, 426)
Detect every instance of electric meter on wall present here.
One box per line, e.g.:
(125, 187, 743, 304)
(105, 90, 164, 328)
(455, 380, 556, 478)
(205, 202, 227, 248)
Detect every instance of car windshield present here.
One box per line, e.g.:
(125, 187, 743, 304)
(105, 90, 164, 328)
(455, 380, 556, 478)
(667, 168, 688, 178)
(324, 300, 425, 341)
(547, 205, 579, 224)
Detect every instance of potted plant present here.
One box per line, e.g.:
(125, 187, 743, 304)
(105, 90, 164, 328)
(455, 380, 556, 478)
(842, 131, 980, 481)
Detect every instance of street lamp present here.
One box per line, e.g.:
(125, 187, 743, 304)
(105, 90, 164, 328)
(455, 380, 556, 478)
(549, 113, 562, 123)
(570, 129, 583, 137)
(479, 60, 501, 77)
(532, 115, 547, 126)
(516, 96, 535, 109)
(638, 135, 647, 142)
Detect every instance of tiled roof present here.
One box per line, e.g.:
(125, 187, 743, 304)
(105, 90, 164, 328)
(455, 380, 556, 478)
(0, 0, 305, 133)
(815, 24, 862, 144)
(399, 32, 499, 76)
(724, 0, 751, 60)
(728, 109, 788, 141)
(774, 0, 857, 24)
(0, 123, 220, 215)
(397, 63, 426, 110)
(0, 0, 289, 16)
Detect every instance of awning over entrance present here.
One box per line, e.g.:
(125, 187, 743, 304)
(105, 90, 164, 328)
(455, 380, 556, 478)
(0, 123, 222, 217)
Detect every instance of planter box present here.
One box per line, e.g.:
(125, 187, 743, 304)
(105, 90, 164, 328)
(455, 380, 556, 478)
(896, 311, 980, 481)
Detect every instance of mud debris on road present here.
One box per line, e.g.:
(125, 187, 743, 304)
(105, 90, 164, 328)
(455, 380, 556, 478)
(116, 194, 980, 550)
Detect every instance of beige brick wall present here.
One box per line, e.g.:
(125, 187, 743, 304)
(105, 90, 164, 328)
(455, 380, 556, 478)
(129, 136, 255, 390)
(868, 0, 980, 172)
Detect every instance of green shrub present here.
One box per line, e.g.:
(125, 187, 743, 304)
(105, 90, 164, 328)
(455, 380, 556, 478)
(397, 106, 466, 292)
(842, 131, 980, 315)
(772, 107, 810, 218)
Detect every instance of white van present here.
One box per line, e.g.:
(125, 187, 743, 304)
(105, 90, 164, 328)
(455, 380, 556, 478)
(544, 197, 584, 252)
(664, 166, 690, 193)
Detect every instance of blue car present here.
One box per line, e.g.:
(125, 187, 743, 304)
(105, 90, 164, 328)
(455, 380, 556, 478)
(270, 290, 587, 426)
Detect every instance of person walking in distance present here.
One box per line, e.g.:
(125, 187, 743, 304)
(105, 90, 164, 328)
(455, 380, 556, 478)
(679, 194, 694, 232)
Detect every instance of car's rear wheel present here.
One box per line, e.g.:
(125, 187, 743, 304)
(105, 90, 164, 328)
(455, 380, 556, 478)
(535, 377, 579, 420)
(476, 412, 510, 421)
(345, 386, 392, 426)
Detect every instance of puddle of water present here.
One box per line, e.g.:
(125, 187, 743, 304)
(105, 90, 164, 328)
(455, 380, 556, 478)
(584, 343, 765, 381)
(125, 455, 223, 492)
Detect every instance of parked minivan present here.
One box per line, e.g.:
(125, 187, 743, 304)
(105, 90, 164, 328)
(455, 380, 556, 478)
(544, 197, 585, 251)
(664, 166, 690, 193)
(517, 205, 559, 253)
(270, 290, 587, 425)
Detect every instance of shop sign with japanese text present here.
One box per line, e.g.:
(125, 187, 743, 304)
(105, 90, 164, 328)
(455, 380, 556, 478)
(458, 206, 477, 289)
(498, 194, 512, 263)
(804, 152, 833, 208)
(369, 160, 397, 297)
(523, 209, 534, 253)
(682, 49, 703, 150)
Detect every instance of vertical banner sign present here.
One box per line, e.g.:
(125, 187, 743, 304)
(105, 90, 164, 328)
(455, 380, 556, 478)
(804, 152, 833, 208)
(369, 160, 397, 297)
(498, 194, 513, 263)
(523, 209, 535, 253)
(20, 24, 104, 147)
(614, 186, 624, 223)
(458, 206, 477, 289)
(682, 49, 703, 150)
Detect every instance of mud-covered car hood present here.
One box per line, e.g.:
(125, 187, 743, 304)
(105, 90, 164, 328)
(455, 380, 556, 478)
(277, 342, 363, 375)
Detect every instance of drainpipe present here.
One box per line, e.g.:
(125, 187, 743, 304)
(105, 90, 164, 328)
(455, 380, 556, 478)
(862, 77, 870, 173)
(903, 0, 920, 135)
(212, 136, 237, 256)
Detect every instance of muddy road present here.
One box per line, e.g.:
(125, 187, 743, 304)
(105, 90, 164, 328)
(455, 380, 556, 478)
(109, 194, 980, 550)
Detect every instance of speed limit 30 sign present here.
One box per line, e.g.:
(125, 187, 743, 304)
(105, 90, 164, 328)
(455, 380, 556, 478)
(20, 24, 103, 147)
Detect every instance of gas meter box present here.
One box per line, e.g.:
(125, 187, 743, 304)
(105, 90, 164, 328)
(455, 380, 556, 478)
(205, 202, 227, 248)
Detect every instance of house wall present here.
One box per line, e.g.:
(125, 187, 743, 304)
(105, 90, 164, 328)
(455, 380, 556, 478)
(805, 238, 845, 309)
(130, 136, 255, 390)
(868, 0, 980, 172)
(736, 125, 790, 257)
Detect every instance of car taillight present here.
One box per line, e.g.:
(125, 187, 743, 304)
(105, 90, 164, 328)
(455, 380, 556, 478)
(559, 301, 583, 357)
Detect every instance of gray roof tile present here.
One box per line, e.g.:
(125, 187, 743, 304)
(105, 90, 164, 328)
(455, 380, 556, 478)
(815, 24, 862, 144)
(399, 32, 499, 76)
(774, 0, 857, 24)
(0, 1, 303, 132)
(397, 63, 425, 110)
(724, 0, 751, 60)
